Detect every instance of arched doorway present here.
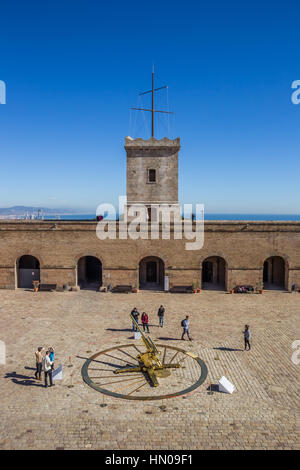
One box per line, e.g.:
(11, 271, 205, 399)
(263, 256, 285, 290)
(202, 256, 226, 290)
(77, 256, 102, 290)
(17, 255, 40, 288)
(139, 256, 164, 290)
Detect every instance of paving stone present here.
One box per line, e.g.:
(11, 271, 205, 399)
(0, 289, 299, 449)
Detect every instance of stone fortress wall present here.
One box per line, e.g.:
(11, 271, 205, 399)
(0, 219, 299, 291)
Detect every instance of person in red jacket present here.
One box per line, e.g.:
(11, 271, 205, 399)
(141, 312, 150, 333)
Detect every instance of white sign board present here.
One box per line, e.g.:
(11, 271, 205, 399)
(218, 376, 235, 394)
(134, 332, 141, 340)
(0, 340, 5, 365)
(53, 364, 63, 380)
(164, 276, 169, 291)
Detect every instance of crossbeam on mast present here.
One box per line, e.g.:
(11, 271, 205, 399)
(131, 108, 173, 114)
(130, 69, 173, 138)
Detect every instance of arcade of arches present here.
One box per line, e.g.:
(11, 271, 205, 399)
(12, 253, 289, 292)
(1, 220, 297, 291)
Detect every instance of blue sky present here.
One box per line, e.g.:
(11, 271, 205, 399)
(0, 1, 299, 213)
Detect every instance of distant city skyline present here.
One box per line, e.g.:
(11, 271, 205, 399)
(1, 205, 300, 219)
(0, 1, 299, 214)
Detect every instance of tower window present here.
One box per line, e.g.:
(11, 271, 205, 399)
(148, 169, 156, 183)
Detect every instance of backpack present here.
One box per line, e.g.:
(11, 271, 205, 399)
(181, 320, 185, 327)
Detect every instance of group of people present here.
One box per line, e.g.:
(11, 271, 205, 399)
(131, 305, 165, 334)
(130, 306, 193, 341)
(130, 306, 252, 350)
(34, 346, 55, 387)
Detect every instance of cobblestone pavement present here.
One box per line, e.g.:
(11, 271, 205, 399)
(0, 289, 299, 450)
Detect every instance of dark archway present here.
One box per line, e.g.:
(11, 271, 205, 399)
(263, 256, 285, 290)
(17, 255, 40, 288)
(202, 256, 226, 290)
(77, 256, 102, 290)
(139, 256, 165, 290)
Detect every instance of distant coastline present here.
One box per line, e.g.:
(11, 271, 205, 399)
(1, 206, 300, 221)
(1, 213, 300, 221)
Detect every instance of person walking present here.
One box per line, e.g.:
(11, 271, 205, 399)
(43, 350, 54, 387)
(131, 307, 140, 331)
(157, 305, 165, 327)
(34, 346, 44, 381)
(141, 312, 150, 333)
(243, 325, 251, 351)
(181, 315, 192, 341)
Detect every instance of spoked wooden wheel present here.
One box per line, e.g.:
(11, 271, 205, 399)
(81, 343, 208, 401)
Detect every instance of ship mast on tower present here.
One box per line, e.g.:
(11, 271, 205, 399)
(130, 67, 174, 138)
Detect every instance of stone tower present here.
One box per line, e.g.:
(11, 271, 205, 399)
(125, 136, 180, 221)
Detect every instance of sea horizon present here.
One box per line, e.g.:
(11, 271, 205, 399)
(35, 213, 300, 221)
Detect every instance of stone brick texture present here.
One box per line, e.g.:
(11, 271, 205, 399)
(0, 289, 299, 449)
(125, 137, 179, 204)
(0, 220, 299, 290)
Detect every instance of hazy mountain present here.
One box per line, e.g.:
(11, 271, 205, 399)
(0, 206, 76, 215)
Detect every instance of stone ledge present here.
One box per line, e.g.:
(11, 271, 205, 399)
(125, 136, 180, 148)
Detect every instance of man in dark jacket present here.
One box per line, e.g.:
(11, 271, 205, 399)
(157, 305, 165, 327)
(131, 307, 140, 331)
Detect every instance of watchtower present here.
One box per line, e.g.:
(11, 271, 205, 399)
(125, 71, 180, 221)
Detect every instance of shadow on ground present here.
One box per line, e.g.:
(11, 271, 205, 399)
(106, 328, 132, 332)
(207, 383, 220, 392)
(4, 371, 44, 387)
(157, 336, 183, 341)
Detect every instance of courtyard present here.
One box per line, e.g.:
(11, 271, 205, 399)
(0, 289, 299, 450)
